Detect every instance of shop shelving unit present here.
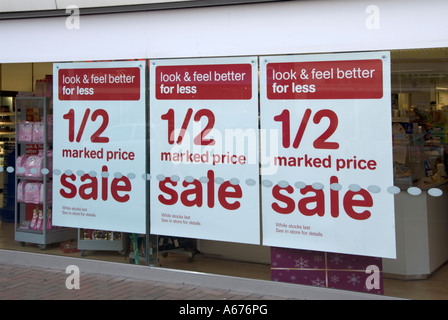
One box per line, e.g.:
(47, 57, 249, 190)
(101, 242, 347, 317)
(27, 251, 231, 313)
(77, 229, 125, 256)
(0, 110, 17, 169)
(0, 91, 18, 222)
(14, 97, 76, 249)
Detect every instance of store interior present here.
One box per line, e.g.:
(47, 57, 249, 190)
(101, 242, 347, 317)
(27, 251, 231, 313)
(1, 48, 448, 300)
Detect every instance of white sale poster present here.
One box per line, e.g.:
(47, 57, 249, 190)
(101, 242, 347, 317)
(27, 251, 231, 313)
(260, 52, 396, 258)
(149, 57, 260, 244)
(52, 61, 147, 234)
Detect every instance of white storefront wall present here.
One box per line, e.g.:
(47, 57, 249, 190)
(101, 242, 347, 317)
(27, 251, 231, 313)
(0, 0, 446, 64)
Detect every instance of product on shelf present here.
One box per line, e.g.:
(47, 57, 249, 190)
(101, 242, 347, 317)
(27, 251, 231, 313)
(24, 182, 41, 204)
(35, 209, 43, 230)
(17, 121, 33, 142)
(45, 115, 53, 143)
(46, 208, 53, 230)
(17, 181, 52, 204)
(17, 181, 27, 202)
(22, 207, 54, 231)
(80, 229, 122, 241)
(17, 116, 53, 143)
(29, 207, 39, 229)
(32, 122, 45, 142)
(25, 155, 44, 178)
(16, 149, 53, 178)
(34, 75, 53, 98)
(39, 180, 52, 204)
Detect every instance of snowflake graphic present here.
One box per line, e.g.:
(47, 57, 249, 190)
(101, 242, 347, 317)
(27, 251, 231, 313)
(294, 257, 309, 268)
(347, 273, 361, 285)
(311, 277, 326, 287)
(330, 275, 340, 283)
(313, 255, 324, 263)
(290, 275, 297, 281)
(330, 254, 344, 265)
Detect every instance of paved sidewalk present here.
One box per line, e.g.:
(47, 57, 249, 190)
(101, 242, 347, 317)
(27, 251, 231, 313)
(0, 250, 395, 301)
(0, 263, 285, 300)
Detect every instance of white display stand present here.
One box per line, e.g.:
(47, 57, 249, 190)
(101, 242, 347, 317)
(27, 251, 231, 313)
(383, 184, 448, 279)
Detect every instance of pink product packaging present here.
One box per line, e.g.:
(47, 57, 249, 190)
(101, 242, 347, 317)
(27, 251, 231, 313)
(37, 149, 53, 176)
(17, 121, 33, 142)
(40, 181, 52, 204)
(41, 115, 53, 143)
(16, 154, 29, 176)
(18, 181, 51, 204)
(46, 209, 53, 230)
(24, 155, 44, 178)
(16, 150, 53, 178)
(47, 115, 53, 143)
(29, 209, 38, 229)
(24, 182, 41, 204)
(17, 181, 28, 202)
(32, 122, 45, 142)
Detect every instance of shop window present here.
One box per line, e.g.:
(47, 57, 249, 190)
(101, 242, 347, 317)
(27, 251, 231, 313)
(391, 48, 448, 190)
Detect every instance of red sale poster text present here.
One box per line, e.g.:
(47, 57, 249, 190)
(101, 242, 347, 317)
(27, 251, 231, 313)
(52, 61, 147, 234)
(260, 52, 396, 259)
(149, 57, 260, 245)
